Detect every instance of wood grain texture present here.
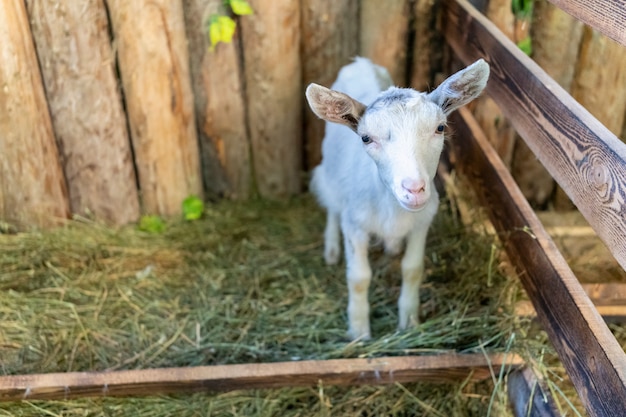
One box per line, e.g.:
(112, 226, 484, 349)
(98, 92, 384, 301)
(301, 0, 358, 169)
(183, 0, 252, 200)
(360, 0, 411, 85)
(443, 0, 626, 271)
(240, 0, 303, 197)
(448, 106, 626, 417)
(107, 0, 203, 215)
(410, 0, 439, 92)
(26, 0, 140, 225)
(0, 0, 69, 229)
(547, 0, 626, 47)
(0, 353, 522, 401)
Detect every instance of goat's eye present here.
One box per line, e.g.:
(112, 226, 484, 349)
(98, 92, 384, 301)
(361, 135, 372, 144)
(436, 125, 445, 134)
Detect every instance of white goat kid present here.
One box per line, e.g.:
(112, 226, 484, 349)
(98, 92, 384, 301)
(305, 58, 490, 340)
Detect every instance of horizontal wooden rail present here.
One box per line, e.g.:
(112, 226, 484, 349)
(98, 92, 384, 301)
(443, 0, 626, 273)
(0, 353, 521, 401)
(448, 106, 626, 417)
(548, 0, 626, 47)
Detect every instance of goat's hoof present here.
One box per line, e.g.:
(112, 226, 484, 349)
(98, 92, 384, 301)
(324, 247, 340, 265)
(347, 326, 371, 341)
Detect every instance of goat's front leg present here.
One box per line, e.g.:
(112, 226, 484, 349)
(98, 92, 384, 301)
(343, 225, 372, 340)
(324, 211, 341, 265)
(398, 226, 428, 330)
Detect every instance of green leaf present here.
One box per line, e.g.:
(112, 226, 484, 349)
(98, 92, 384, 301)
(182, 196, 205, 221)
(208, 15, 237, 50)
(517, 36, 532, 56)
(229, 0, 253, 15)
(138, 215, 165, 234)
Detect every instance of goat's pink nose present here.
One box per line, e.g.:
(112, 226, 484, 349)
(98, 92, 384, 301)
(401, 178, 426, 195)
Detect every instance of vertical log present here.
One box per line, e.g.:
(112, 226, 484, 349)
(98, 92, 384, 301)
(0, 0, 69, 229)
(301, 0, 358, 169)
(26, 0, 140, 225)
(183, 0, 252, 200)
(240, 0, 302, 197)
(410, 0, 438, 92)
(531, 0, 584, 210)
(571, 27, 626, 136)
(360, 0, 411, 85)
(107, 0, 203, 215)
(472, 0, 517, 168)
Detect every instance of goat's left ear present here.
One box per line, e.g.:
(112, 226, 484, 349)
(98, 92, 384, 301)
(305, 83, 366, 132)
(427, 59, 490, 115)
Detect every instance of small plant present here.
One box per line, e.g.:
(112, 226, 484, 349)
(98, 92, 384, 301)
(138, 215, 166, 234)
(207, 0, 253, 51)
(182, 196, 205, 221)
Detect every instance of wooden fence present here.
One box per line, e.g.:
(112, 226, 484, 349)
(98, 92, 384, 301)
(0, 0, 625, 230)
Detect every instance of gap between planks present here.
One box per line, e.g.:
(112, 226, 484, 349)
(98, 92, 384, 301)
(0, 353, 522, 401)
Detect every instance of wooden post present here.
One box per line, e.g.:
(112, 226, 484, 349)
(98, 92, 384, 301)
(183, 0, 252, 200)
(0, 0, 69, 229)
(107, 0, 203, 215)
(26, 0, 140, 225)
(301, 0, 358, 169)
(410, 0, 438, 92)
(360, 0, 411, 85)
(240, 0, 302, 197)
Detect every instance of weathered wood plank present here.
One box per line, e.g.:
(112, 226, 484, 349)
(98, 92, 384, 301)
(508, 367, 559, 417)
(443, 0, 626, 271)
(0, 353, 522, 401)
(0, 0, 70, 229)
(448, 106, 626, 417)
(107, 0, 203, 215)
(26, 0, 140, 225)
(301, 0, 358, 169)
(183, 0, 252, 200)
(547, 0, 626, 47)
(240, 0, 302, 197)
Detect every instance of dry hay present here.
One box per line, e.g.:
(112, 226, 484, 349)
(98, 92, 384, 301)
(0, 187, 607, 416)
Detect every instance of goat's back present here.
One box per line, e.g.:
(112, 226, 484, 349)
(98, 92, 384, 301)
(331, 57, 393, 105)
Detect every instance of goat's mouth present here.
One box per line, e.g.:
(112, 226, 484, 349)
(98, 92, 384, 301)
(396, 195, 430, 212)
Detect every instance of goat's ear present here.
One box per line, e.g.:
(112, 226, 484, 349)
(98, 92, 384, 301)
(427, 59, 490, 115)
(305, 83, 366, 132)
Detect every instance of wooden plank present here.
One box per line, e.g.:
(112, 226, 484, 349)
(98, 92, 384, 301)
(301, 0, 358, 169)
(107, 0, 203, 215)
(0, 0, 70, 229)
(240, 0, 303, 197)
(442, 0, 626, 272)
(546, 0, 626, 47)
(518, 283, 626, 322)
(183, 0, 252, 200)
(26, 0, 140, 225)
(508, 367, 559, 417)
(448, 106, 626, 417)
(0, 353, 522, 401)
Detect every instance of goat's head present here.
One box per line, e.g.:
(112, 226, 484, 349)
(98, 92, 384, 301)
(306, 59, 490, 211)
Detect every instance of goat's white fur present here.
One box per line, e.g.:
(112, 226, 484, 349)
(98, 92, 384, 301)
(305, 57, 489, 340)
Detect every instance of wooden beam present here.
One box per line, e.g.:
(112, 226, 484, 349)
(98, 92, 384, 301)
(447, 106, 626, 417)
(517, 283, 626, 322)
(546, 0, 626, 47)
(442, 0, 626, 272)
(0, 353, 521, 401)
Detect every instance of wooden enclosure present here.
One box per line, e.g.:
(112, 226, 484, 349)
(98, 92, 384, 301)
(1, 0, 626, 415)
